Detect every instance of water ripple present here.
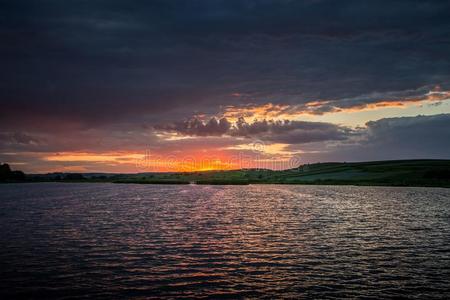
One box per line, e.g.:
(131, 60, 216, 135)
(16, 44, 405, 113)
(0, 183, 449, 299)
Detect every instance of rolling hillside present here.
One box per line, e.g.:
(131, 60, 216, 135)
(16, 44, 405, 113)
(113, 159, 450, 187)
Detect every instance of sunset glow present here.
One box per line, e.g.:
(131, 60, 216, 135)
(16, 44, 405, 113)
(2, 2, 450, 299)
(1, 1, 450, 174)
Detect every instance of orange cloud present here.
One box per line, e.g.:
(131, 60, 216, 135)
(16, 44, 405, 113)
(334, 90, 450, 113)
(221, 89, 450, 119)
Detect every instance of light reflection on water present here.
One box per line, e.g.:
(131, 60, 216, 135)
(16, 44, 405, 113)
(0, 183, 449, 299)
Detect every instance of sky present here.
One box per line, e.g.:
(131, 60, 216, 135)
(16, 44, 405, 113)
(1, 0, 450, 173)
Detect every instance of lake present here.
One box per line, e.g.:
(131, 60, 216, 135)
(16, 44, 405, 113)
(0, 183, 449, 299)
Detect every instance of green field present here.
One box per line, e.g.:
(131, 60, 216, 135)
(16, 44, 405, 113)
(17, 159, 450, 187)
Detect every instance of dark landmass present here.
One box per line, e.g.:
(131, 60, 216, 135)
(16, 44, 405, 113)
(3, 160, 450, 187)
(196, 179, 251, 185)
(114, 179, 190, 185)
(0, 163, 26, 182)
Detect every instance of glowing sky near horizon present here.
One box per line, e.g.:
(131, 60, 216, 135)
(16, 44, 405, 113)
(1, 0, 450, 173)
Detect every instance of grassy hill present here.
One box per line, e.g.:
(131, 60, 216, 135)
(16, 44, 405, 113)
(109, 159, 450, 187)
(24, 159, 450, 187)
(268, 159, 450, 187)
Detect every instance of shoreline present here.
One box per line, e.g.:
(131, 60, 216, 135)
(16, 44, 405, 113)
(3, 160, 450, 188)
(2, 180, 449, 188)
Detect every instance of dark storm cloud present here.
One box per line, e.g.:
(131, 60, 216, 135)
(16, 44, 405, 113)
(294, 114, 450, 162)
(0, 132, 42, 146)
(364, 114, 450, 156)
(0, 128, 161, 153)
(231, 118, 352, 144)
(155, 117, 232, 136)
(250, 120, 352, 144)
(156, 117, 352, 144)
(1, 0, 450, 131)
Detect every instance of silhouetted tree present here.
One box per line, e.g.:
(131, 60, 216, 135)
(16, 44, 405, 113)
(0, 163, 26, 181)
(0, 163, 12, 180)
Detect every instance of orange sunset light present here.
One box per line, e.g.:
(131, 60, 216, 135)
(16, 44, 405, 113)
(43, 151, 243, 172)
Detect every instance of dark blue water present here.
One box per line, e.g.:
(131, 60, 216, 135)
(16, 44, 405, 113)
(0, 183, 449, 299)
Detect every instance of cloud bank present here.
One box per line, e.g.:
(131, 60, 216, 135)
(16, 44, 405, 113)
(1, 1, 450, 171)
